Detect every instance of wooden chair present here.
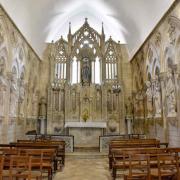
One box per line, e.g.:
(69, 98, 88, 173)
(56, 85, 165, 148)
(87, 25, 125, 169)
(124, 154, 151, 180)
(151, 153, 179, 180)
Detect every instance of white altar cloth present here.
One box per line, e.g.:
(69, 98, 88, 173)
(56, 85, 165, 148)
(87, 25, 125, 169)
(65, 122, 107, 128)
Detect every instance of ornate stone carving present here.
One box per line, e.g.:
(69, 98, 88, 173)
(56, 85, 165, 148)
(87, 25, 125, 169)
(0, 24, 4, 46)
(81, 58, 91, 85)
(96, 87, 102, 115)
(0, 62, 7, 117)
(0, 55, 5, 76)
(145, 81, 153, 117)
(46, 19, 124, 135)
(71, 88, 76, 113)
(108, 119, 118, 133)
(148, 48, 153, 63)
(154, 32, 161, 47)
(32, 91, 39, 117)
(107, 90, 112, 112)
(154, 79, 162, 118)
(39, 97, 47, 118)
(166, 69, 176, 117)
(9, 69, 18, 117)
(125, 97, 133, 117)
(168, 20, 176, 45)
(18, 48, 24, 62)
(19, 74, 26, 117)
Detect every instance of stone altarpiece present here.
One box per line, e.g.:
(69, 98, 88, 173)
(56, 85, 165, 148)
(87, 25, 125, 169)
(46, 19, 125, 138)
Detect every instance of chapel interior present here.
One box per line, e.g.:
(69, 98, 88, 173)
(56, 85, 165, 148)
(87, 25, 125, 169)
(0, 0, 180, 179)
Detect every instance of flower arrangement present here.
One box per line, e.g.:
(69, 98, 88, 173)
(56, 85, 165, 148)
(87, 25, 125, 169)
(82, 109, 89, 122)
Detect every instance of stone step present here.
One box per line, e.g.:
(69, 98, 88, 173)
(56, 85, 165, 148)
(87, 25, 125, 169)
(66, 151, 108, 159)
(74, 146, 99, 152)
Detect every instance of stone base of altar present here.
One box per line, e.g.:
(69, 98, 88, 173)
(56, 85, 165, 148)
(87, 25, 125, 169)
(65, 122, 107, 148)
(70, 128, 102, 147)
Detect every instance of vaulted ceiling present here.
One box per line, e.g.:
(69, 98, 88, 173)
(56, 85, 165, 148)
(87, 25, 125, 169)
(0, 0, 174, 59)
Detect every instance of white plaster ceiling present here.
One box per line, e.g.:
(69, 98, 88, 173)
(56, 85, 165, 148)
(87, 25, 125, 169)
(0, 0, 174, 59)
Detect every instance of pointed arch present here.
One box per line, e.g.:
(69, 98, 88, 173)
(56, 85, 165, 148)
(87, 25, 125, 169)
(105, 38, 118, 81)
(54, 38, 68, 81)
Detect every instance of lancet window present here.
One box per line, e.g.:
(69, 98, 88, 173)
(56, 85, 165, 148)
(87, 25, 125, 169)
(105, 40, 118, 81)
(54, 40, 67, 81)
(71, 56, 80, 84)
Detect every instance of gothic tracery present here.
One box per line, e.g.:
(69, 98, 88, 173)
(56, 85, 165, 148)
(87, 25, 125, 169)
(47, 19, 124, 134)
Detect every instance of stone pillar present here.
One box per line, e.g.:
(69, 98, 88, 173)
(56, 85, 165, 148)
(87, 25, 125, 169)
(159, 72, 168, 142)
(39, 97, 47, 134)
(173, 65, 180, 126)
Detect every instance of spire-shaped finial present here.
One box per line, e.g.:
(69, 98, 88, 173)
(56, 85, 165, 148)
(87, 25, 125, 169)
(85, 17, 88, 23)
(102, 22, 105, 35)
(69, 22, 71, 34)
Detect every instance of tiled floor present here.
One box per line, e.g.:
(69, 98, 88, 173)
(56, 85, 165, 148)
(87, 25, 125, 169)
(53, 157, 114, 180)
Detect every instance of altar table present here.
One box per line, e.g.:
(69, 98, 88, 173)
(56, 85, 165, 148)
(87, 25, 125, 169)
(65, 122, 107, 147)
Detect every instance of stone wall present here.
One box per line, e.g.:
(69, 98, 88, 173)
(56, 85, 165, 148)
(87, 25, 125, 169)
(0, 6, 41, 143)
(131, 1, 180, 146)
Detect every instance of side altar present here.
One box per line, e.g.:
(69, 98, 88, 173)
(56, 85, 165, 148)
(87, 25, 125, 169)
(65, 122, 107, 147)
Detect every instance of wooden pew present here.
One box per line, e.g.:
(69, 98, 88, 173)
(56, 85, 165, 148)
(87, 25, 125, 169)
(111, 147, 180, 180)
(0, 155, 4, 180)
(10, 143, 60, 170)
(19, 148, 56, 180)
(17, 139, 65, 167)
(109, 139, 160, 169)
(13, 140, 65, 169)
(3, 155, 42, 180)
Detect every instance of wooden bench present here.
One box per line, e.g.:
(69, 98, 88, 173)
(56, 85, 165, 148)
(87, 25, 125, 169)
(109, 139, 160, 169)
(10, 143, 60, 171)
(0, 155, 4, 180)
(1, 147, 57, 180)
(111, 147, 180, 180)
(17, 139, 65, 165)
(16, 140, 65, 168)
(20, 148, 56, 180)
(2, 155, 42, 180)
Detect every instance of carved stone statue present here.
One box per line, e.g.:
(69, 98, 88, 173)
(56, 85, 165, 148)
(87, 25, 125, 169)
(72, 89, 76, 112)
(32, 90, 39, 117)
(0, 24, 4, 46)
(146, 81, 153, 117)
(125, 97, 133, 117)
(39, 97, 47, 117)
(96, 89, 101, 112)
(107, 90, 112, 112)
(81, 59, 91, 84)
(19, 76, 26, 116)
(0, 57, 6, 117)
(166, 69, 176, 116)
(9, 69, 18, 117)
(60, 89, 64, 112)
(0, 57, 5, 76)
(154, 79, 161, 117)
(168, 22, 176, 45)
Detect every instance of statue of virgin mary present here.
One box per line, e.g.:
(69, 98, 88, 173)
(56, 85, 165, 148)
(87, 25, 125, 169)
(81, 58, 91, 84)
